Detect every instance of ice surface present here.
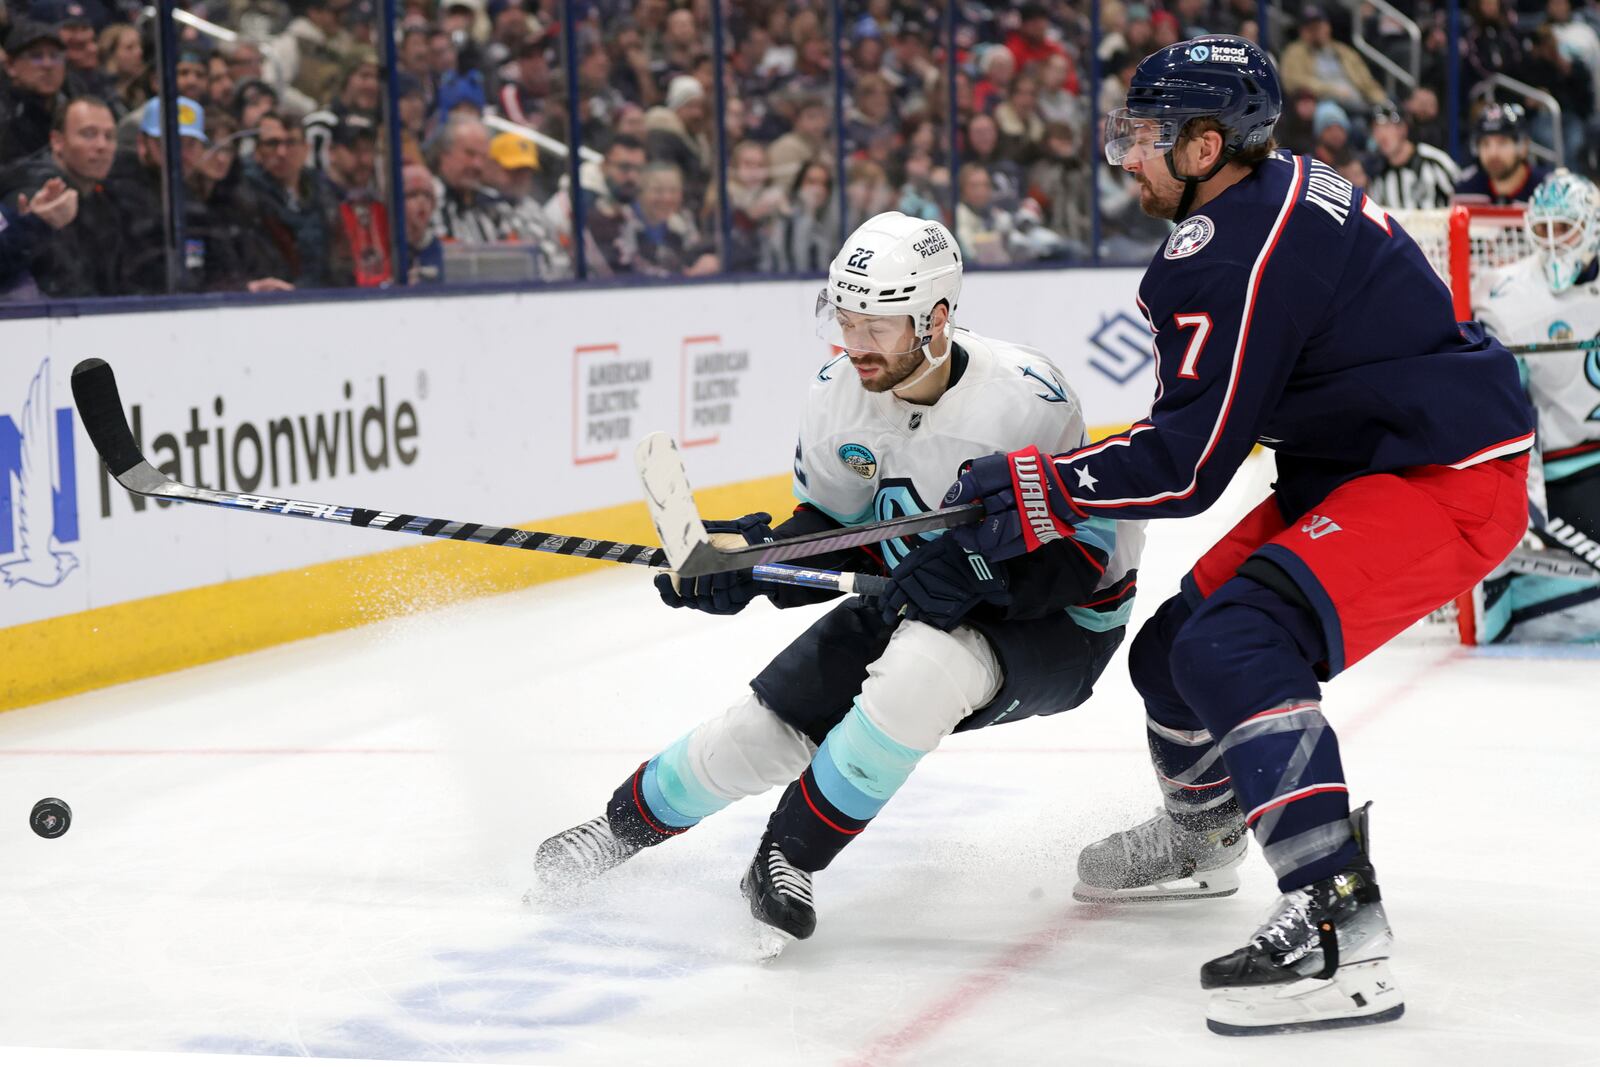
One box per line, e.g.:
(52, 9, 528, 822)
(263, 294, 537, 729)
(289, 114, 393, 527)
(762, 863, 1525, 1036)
(1, 455, 1596, 1065)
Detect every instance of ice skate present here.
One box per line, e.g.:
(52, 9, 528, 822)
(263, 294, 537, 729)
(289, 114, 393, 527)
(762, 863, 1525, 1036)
(740, 833, 816, 956)
(533, 815, 643, 895)
(1073, 806, 1247, 902)
(1201, 805, 1404, 1035)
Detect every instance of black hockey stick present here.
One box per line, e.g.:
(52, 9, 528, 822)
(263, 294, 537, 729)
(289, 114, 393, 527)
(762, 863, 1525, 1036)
(1503, 339, 1600, 355)
(69, 359, 888, 597)
(636, 431, 984, 576)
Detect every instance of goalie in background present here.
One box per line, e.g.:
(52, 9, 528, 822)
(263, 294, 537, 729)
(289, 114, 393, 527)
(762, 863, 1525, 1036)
(533, 211, 1145, 949)
(1470, 168, 1600, 642)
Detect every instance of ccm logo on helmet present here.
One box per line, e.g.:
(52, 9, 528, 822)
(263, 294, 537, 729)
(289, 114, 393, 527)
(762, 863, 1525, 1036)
(912, 229, 949, 258)
(835, 280, 872, 293)
(1013, 454, 1063, 545)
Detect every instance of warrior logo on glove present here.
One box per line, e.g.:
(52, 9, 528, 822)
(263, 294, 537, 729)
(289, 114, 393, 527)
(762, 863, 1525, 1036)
(996, 446, 1082, 554)
(1014, 452, 1066, 547)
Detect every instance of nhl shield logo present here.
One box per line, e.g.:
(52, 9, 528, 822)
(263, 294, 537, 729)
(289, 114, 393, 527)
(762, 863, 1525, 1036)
(1164, 215, 1215, 260)
(838, 443, 877, 479)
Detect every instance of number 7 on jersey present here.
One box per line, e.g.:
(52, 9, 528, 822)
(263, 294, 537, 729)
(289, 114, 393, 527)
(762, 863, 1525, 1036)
(1173, 313, 1213, 380)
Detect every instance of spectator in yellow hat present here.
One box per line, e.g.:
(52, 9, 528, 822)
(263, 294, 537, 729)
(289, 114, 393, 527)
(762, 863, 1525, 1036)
(429, 116, 567, 278)
(486, 130, 538, 201)
(485, 130, 568, 277)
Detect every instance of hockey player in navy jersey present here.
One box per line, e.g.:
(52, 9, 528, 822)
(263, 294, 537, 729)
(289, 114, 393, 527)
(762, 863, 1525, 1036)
(1454, 103, 1553, 205)
(534, 212, 1144, 951)
(926, 36, 1535, 1034)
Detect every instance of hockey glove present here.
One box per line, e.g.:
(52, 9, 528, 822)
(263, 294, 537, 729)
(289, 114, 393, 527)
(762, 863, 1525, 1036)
(655, 512, 775, 615)
(943, 446, 1083, 561)
(881, 534, 1011, 632)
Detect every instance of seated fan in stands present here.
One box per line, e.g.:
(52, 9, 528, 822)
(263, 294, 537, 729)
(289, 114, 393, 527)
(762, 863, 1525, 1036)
(1454, 103, 1553, 206)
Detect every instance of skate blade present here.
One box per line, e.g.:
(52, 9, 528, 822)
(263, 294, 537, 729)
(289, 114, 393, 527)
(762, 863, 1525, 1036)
(752, 920, 795, 962)
(1072, 867, 1240, 904)
(1205, 958, 1405, 1036)
(1207, 1002, 1405, 1036)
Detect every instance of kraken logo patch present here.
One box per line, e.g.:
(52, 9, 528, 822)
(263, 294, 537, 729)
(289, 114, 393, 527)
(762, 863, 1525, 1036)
(838, 443, 877, 479)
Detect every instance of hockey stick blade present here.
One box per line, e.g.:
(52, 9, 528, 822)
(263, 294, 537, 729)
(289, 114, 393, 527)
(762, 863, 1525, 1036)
(71, 358, 147, 478)
(68, 360, 887, 597)
(634, 430, 984, 576)
(635, 431, 710, 571)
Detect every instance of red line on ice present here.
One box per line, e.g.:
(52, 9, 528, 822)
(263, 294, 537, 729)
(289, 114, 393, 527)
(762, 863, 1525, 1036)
(840, 643, 1461, 1065)
(840, 902, 1107, 1067)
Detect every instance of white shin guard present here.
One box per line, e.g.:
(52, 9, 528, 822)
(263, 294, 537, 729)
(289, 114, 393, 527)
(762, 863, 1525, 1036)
(672, 693, 818, 810)
(658, 621, 1001, 818)
(854, 620, 1002, 751)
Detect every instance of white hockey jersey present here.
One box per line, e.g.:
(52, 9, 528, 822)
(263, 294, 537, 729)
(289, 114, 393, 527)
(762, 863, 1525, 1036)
(1474, 255, 1600, 457)
(793, 327, 1144, 606)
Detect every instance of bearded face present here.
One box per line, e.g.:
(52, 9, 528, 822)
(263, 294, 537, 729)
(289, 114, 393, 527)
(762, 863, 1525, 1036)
(835, 311, 924, 392)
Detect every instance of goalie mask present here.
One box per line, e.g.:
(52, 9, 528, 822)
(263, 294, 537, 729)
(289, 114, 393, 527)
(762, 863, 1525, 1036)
(817, 212, 962, 390)
(1526, 168, 1600, 294)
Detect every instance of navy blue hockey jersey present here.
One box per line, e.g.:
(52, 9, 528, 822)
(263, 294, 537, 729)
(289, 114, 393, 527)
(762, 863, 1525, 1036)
(1453, 161, 1553, 205)
(1055, 152, 1535, 522)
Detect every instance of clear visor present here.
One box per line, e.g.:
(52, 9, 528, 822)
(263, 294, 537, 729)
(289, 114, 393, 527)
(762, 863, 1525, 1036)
(1104, 108, 1181, 166)
(814, 289, 924, 358)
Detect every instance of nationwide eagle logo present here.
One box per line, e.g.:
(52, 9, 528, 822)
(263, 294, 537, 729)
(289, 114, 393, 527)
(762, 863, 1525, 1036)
(838, 443, 877, 479)
(1, 358, 80, 589)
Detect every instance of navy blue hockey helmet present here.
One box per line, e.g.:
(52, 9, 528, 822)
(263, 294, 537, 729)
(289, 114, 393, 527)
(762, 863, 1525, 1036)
(1474, 101, 1528, 144)
(1105, 35, 1282, 172)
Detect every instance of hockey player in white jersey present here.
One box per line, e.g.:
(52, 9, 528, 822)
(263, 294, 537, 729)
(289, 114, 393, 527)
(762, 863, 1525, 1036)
(534, 212, 1144, 947)
(1472, 169, 1600, 642)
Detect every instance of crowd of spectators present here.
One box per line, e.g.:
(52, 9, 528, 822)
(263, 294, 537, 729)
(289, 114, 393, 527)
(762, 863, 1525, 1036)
(4, 0, 1600, 300)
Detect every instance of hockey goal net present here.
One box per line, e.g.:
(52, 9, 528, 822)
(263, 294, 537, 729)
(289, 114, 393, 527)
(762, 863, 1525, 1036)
(1389, 203, 1529, 643)
(1390, 203, 1531, 321)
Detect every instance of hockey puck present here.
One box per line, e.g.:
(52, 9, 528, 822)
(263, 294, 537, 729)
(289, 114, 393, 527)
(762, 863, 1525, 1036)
(30, 798, 71, 839)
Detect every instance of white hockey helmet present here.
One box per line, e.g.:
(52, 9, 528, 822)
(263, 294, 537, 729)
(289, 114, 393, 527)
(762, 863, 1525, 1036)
(816, 211, 963, 358)
(1525, 168, 1600, 294)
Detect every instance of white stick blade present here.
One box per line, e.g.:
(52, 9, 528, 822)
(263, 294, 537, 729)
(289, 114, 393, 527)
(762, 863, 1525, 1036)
(635, 432, 710, 571)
